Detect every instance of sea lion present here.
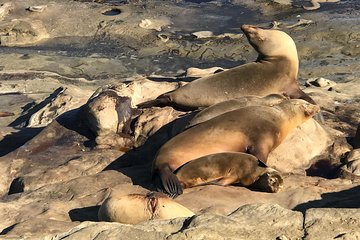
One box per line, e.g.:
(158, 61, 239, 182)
(153, 99, 320, 197)
(98, 191, 194, 224)
(138, 25, 316, 110)
(187, 93, 288, 128)
(175, 152, 283, 193)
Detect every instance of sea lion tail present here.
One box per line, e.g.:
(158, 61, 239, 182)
(137, 95, 171, 108)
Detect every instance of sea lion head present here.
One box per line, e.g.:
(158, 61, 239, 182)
(250, 169, 284, 193)
(241, 24, 298, 60)
(276, 99, 320, 121)
(289, 99, 320, 118)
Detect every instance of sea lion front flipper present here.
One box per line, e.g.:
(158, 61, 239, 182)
(156, 166, 183, 198)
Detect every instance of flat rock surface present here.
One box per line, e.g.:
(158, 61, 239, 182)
(0, 0, 359, 239)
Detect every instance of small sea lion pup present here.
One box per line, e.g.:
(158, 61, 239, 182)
(152, 99, 320, 197)
(187, 93, 288, 128)
(98, 191, 194, 224)
(138, 25, 316, 110)
(175, 152, 283, 193)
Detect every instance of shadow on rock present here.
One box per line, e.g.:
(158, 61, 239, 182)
(294, 185, 360, 212)
(69, 206, 101, 222)
(0, 127, 43, 157)
(104, 113, 196, 190)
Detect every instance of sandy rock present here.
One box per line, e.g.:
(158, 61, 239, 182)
(272, 19, 315, 30)
(303, 0, 340, 11)
(81, 90, 139, 150)
(51, 221, 170, 240)
(0, 170, 136, 235)
(8, 84, 93, 128)
(0, 2, 12, 20)
(0, 19, 49, 46)
(304, 208, 360, 239)
(192, 31, 214, 38)
(49, 204, 302, 240)
(268, 119, 333, 173)
(0, 118, 123, 195)
(305, 77, 336, 89)
(133, 107, 184, 147)
(171, 204, 303, 240)
(27, 5, 47, 13)
(139, 18, 171, 32)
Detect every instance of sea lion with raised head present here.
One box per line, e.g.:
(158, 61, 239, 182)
(138, 25, 316, 110)
(98, 191, 194, 224)
(152, 99, 320, 197)
(187, 93, 288, 128)
(175, 152, 283, 193)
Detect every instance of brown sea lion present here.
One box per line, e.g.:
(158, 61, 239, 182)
(187, 93, 288, 128)
(175, 152, 283, 193)
(152, 99, 320, 197)
(98, 191, 194, 224)
(138, 25, 316, 110)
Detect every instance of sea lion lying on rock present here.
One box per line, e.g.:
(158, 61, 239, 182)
(187, 93, 288, 128)
(138, 25, 316, 110)
(175, 152, 283, 193)
(153, 99, 320, 197)
(98, 191, 194, 224)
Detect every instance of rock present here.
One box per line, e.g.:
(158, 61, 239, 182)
(191, 31, 243, 39)
(27, 5, 47, 13)
(0, 2, 13, 20)
(303, 0, 340, 11)
(304, 208, 360, 239)
(346, 149, 360, 162)
(139, 18, 171, 32)
(0, 117, 124, 196)
(51, 221, 170, 240)
(305, 77, 336, 89)
(0, 19, 49, 46)
(48, 204, 302, 240)
(268, 119, 333, 173)
(192, 31, 214, 38)
(169, 203, 303, 239)
(0, 171, 137, 236)
(133, 107, 184, 147)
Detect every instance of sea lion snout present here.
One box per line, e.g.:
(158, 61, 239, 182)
(303, 103, 321, 117)
(241, 24, 258, 33)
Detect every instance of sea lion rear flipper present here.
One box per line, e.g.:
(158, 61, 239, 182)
(137, 95, 171, 108)
(156, 166, 183, 198)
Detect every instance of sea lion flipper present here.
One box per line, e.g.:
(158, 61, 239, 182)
(157, 166, 183, 198)
(137, 95, 171, 108)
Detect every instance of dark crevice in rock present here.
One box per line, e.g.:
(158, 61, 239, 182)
(8, 177, 24, 195)
(0, 224, 16, 235)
